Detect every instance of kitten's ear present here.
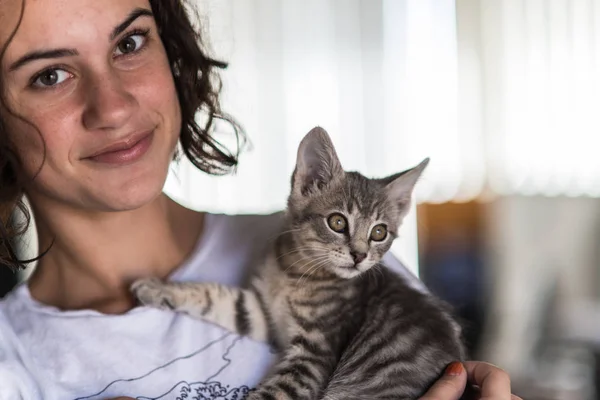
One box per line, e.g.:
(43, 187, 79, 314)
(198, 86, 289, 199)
(291, 127, 344, 196)
(383, 158, 430, 209)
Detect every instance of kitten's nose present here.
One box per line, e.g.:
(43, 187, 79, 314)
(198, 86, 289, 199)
(351, 251, 367, 264)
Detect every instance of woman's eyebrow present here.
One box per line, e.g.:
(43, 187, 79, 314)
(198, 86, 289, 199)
(8, 7, 154, 72)
(110, 7, 154, 41)
(9, 49, 78, 72)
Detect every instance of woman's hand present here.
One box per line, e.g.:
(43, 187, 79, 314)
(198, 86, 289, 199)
(419, 361, 523, 400)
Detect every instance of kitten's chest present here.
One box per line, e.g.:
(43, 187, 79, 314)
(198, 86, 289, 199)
(257, 253, 361, 342)
(253, 254, 294, 339)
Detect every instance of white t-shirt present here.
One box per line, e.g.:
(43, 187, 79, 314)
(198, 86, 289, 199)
(0, 212, 422, 400)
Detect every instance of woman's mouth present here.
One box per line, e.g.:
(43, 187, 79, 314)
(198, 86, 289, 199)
(86, 130, 154, 165)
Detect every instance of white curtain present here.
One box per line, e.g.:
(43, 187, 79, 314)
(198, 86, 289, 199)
(165, 0, 464, 272)
(457, 0, 600, 197)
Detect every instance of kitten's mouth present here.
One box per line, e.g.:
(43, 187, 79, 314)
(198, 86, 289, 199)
(332, 264, 363, 279)
(343, 261, 366, 269)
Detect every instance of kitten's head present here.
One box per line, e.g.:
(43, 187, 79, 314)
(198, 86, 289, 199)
(286, 127, 428, 279)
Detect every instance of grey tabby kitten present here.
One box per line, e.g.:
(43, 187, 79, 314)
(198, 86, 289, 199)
(132, 127, 465, 400)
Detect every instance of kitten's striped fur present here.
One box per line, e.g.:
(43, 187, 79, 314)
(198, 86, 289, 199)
(133, 127, 465, 399)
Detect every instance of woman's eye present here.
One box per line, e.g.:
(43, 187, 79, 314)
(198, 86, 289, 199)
(115, 34, 146, 56)
(32, 69, 71, 88)
(370, 224, 388, 242)
(327, 213, 348, 233)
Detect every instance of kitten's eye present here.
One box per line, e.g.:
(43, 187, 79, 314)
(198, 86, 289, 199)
(370, 224, 388, 241)
(327, 213, 347, 233)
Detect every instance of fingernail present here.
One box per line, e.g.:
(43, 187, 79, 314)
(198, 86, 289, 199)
(445, 361, 464, 376)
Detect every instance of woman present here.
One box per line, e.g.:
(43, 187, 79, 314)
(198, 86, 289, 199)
(0, 0, 519, 399)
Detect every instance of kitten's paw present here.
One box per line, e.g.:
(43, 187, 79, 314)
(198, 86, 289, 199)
(131, 278, 176, 310)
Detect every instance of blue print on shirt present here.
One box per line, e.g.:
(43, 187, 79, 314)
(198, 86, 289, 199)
(150, 381, 250, 400)
(75, 333, 254, 400)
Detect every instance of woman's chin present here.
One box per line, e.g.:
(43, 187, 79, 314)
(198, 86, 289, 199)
(89, 179, 167, 213)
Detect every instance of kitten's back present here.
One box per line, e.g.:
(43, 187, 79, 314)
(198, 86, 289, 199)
(322, 266, 465, 399)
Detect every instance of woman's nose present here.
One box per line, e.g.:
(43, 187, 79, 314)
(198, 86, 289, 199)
(81, 72, 138, 132)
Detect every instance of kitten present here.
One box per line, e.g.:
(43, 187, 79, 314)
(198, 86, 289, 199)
(132, 127, 465, 400)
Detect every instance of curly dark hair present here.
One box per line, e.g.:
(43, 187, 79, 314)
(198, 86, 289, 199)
(0, 0, 245, 270)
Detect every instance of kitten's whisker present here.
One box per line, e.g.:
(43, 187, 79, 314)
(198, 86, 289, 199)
(267, 228, 303, 242)
(283, 254, 330, 275)
(304, 258, 334, 284)
(295, 257, 328, 285)
(374, 264, 385, 281)
(303, 263, 327, 284)
(364, 265, 379, 286)
(294, 259, 321, 285)
(276, 246, 329, 260)
(289, 252, 328, 264)
(277, 249, 329, 265)
(277, 244, 329, 255)
(363, 266, 373, 286)
(291, 255, 330, 274)
(297, 257, 331, 286)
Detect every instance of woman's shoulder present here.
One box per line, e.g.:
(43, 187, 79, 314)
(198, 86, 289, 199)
(201, 211, 286, 250)
(208, 210, 285, 233)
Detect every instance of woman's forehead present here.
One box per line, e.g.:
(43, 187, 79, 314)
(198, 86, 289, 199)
(0, 0, 152, 65)
(0, 0, 23, 46)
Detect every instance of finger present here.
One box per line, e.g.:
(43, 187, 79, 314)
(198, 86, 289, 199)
(511, 395, 523, 400)
(419, 362, 467, 400)
(464, 361, 512, 400)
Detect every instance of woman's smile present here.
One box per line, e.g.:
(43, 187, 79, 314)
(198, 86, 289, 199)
(84, 128, 155, 166)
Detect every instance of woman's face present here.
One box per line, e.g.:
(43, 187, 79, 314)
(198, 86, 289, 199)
(0, 0, 182, 212)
